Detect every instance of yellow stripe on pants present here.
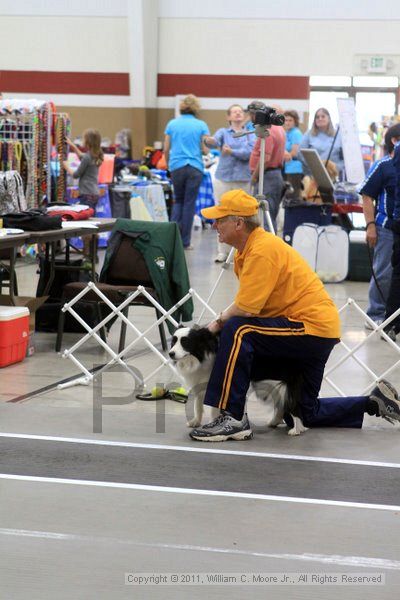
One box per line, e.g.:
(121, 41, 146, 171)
(219, 324, 306, 410)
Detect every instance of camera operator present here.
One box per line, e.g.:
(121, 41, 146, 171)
(248, 101, 286, 232)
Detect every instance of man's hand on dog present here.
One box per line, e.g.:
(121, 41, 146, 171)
(207, 319, 223, 334)
(207, 305, 254, 333)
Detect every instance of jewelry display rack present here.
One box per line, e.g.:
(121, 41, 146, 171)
(0, 102, 53, 208)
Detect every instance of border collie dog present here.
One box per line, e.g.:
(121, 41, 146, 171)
(169, 326, 307, 435)
(169, 327, 220, 427)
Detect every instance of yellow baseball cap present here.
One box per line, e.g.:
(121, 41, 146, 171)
(201, 189, 259, 220)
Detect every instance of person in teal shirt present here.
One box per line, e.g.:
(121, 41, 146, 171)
(164, 95, 209, 248)
(283, 110, 303, 200)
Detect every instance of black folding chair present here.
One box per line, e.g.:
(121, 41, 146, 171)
(56, 234, 167, 352)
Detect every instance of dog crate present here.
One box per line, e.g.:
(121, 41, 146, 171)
(292, 224, 349, 282)
(283, 204, 332, 246)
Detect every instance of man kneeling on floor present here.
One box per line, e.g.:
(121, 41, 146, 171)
(190, 189, 400, 442)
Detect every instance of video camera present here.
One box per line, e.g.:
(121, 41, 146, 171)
(246, 101, 285, 128)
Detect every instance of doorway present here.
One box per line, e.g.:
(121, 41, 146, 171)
(309, 91, 349, 128)
(355, 92, 396, 134)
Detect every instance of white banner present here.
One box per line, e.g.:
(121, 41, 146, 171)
(337, 97, 366, 184)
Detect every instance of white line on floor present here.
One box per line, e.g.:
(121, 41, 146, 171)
(1, 473, 399, 512)
(0, 527, 399, 571)
(0, 432, 399, 468)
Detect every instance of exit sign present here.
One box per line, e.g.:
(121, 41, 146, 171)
(367, 57, 387, 73)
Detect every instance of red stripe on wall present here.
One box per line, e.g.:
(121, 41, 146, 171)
(158, 74, 309, 99)
(0, 70, 130, 96)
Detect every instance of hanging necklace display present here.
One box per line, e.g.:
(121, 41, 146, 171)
(19, 143, 28, 194)
(56, 116, 65, 203)
(7, 142, 14, 170)
(14, 141, 22, 172)
(22, 140, 33, 202)
(2, 139, 8, 170)
(54, 113, 70, 203)
(32, 112, 40, 206)
(38, 108, 46, 203)
(40, 104, 51, 204)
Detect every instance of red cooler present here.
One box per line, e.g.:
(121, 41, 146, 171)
(0, 306, 30, 367)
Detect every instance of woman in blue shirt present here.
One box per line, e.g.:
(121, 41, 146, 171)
(204, 104, 255, 262)
(283, 110, 303, 200)
(300, 107, 344, 177)
(164, 94, 209, 249)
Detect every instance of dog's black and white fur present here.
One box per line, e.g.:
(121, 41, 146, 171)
(169, 327, 220, 427)
(169, 326, 308, 435)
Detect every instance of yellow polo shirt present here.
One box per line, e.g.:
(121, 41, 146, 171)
(234, 227, 341, 338)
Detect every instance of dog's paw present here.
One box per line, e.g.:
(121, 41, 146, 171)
(187, 418, 201, 428)
(288, 427, 301, 436)
(287, 424, 308, 436)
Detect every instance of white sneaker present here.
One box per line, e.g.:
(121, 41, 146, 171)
(214, 253, 228, 263)
(364, 319, 383, 331)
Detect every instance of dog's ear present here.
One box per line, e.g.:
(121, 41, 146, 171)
(195, 327, 219, 353)
(193, 327, 218, 338)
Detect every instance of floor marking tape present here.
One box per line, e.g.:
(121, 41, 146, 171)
(0, 527, 399, 570)
(1, 473, 400, 512)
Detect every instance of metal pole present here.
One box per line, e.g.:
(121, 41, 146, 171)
(255, 131, 275, 234)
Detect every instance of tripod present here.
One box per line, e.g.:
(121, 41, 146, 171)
(197, 124, 276, 322)
(249, 124, 276, 234)
(233, 123, 276, 234)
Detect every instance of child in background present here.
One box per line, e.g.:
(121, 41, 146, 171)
(63, 128, 104, 261)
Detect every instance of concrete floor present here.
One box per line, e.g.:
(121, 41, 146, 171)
(1, 226, 400, 599)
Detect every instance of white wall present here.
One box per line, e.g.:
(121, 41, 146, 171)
(0, 16, 128, 71)
(158, 18, 400, 76)
(1, 0, 399, 20)
(158, 0, 400, 21)
(0, 1, 398, 110)
(0, 0, 127, 17)
(0, 2, 399, 78)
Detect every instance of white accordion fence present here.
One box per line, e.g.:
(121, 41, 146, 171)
(57, 282, 400, 397)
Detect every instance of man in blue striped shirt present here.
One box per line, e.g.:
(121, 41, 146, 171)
(359, 124, 400, 327)
(384, 129, 400, 340)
